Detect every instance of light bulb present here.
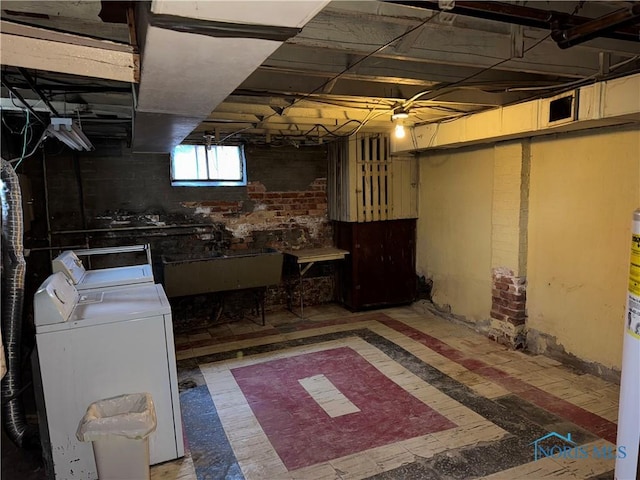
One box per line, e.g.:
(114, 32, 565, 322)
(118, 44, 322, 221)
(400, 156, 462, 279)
(394, 123, 406, 139)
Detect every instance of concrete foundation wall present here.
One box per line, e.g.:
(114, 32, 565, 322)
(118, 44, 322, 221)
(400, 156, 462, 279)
(417, 125, 640, 375)
(527, 127, 640, 371)
(417, 146, 494, 322)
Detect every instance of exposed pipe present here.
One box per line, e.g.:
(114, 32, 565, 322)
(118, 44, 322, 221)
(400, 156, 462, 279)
(1, 157, 34, 447)
(385, 1, 640, 43)
(16, 68, 60, 117)
(73, 152, 91, 268)
(0, 79, 46, 126)
(51, 223, 217, 235)
(552, 4, 640, 49)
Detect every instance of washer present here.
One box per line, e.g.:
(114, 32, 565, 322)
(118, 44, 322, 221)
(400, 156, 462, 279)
(32, 272, 184, 480)
(52, 244, 154, 292)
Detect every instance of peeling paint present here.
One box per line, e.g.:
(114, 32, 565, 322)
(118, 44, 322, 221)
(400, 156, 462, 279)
(194, 207, 212, 215)
(527, 328, 621, 383)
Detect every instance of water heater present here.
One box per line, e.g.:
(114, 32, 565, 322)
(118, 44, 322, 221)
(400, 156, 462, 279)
(615, 209, 640, 479)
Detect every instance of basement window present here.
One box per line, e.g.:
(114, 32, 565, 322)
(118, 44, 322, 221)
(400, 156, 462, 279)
(171, 144, 247, 187)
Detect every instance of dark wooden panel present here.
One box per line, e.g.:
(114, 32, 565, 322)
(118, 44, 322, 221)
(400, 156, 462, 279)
(353, 221, 387, 308)
(333, 221, 354, 307)
(384, 219, 417, 305)
(333, 219, 416, 311)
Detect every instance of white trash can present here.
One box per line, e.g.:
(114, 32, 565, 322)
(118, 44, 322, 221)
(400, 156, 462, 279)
(77, 393, 157, 480)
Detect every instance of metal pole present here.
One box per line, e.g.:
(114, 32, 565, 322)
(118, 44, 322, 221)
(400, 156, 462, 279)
(1, 79, 46, 126)
(615, 209, 640, 480)
(51, 223, 215, 235)
(42, 150, 53, 263)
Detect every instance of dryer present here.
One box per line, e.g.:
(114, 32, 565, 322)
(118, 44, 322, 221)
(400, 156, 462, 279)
(32, 272, 184, 480)
(52, 244, 154, 292)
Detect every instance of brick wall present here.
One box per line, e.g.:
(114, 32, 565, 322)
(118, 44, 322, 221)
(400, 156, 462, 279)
(20, 141, 333, 331)
(181, 177, 330, 252)
(489, 268, 527, 348)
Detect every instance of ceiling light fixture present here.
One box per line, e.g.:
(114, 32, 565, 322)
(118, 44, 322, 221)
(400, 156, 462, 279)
(391, 106, 410, 120)
(46, 118, 94, 151)
(392, 106, 409, 139)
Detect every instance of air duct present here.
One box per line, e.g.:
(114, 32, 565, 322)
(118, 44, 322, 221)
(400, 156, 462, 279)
(132, 0, 329, 152)
(1, 158, 33, 447)
(392, 73, 640, 153)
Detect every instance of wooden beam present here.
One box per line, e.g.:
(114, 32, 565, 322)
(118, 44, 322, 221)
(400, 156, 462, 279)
(1, 21, 139, 83)
(293, 9, 639, 77)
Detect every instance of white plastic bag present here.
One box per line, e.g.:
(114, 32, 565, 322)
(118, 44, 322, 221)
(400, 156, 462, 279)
(76, 392, 157, 442)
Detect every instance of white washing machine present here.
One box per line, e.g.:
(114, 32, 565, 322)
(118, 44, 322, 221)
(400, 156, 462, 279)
(52, 244, 154, 292)
(32, 272, 184, 480)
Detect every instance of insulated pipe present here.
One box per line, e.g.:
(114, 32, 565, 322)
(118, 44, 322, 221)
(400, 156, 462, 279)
(1, 157, 31, 447)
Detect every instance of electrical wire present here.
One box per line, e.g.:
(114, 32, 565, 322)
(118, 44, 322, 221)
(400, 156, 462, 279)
(409, 1, 587, 103)
(1, 115, 21, 134)
(13, 109, 30, 169)
(506, 54, 640, 93)
(217, 11, 442, 144)
(404, 32, 553, 109)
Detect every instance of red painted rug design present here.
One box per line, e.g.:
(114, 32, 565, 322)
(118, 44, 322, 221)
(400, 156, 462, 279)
(231, 346, 456, 470)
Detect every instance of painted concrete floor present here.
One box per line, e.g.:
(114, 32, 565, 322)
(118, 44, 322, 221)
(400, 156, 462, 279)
(151, 303, 620, 480)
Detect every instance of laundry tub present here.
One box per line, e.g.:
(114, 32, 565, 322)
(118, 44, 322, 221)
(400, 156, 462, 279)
(161, 248, 283, 298)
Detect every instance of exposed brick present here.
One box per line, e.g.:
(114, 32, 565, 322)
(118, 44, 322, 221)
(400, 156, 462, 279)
(247, 182, 266, 193)
(507, 301, 526, 311)
(491, 297, 508, 307)
(500, 290, 526, 301)
(494, 277, 513, 287)
(499, 305, 526, 319)
(490, 310, 506, 321)
(508, 285, 526, 294)
(507, 316, 527, 326)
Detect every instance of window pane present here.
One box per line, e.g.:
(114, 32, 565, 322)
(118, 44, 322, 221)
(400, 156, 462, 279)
(172, 145, 197, 179)
(171, 144, 246, 186)
(195, 146, 208, 180)
(208, 146, 242, 180)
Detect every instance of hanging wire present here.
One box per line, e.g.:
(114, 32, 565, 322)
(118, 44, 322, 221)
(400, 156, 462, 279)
(410, 1, 594, 104)
(218, 11, 442, 143)
(13, 109, 31, 169)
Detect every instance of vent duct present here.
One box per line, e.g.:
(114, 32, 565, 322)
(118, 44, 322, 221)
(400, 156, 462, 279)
(392, 73, 640, 153)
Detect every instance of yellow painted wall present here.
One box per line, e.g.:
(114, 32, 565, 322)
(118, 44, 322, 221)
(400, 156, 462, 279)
(417, 146, 494, 321)
(528, 126, 640, 370)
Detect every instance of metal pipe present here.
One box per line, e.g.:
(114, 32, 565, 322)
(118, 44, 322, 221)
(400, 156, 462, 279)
(16, 68, 60, 117)
(26, 245, 87, 252)
(385, 1, 640, 43)
(51, 223, 217, 235)
(1, 157, 35, 447)
(553, 4, 640, 49)
(42, 150, 53, 263)
(72, 152, 91, 267)
(0, 80, 46, 126)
